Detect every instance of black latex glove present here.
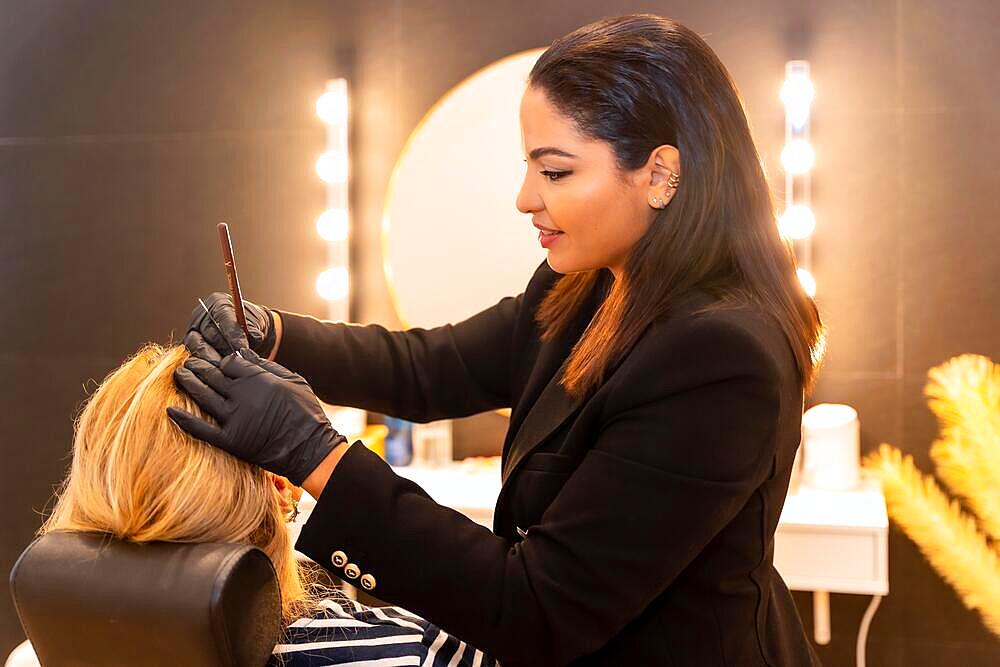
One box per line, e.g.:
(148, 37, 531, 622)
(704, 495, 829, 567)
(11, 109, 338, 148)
(166, 337, 347, 486)
(185, 292, 276, 360)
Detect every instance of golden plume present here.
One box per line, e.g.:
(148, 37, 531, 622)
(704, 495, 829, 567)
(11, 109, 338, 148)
(926, 354, 1000, 542)
(862, 354, 1000, 637)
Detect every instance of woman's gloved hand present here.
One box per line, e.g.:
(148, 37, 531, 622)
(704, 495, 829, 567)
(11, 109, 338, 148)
(166, 335, 347, 486)
(185, 292, 276, 361)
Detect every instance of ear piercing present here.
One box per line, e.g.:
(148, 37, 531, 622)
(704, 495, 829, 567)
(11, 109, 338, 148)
(649, 190, 673, 209)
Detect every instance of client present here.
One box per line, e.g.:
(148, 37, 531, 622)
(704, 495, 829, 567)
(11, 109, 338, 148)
(39, 343, 496, 666)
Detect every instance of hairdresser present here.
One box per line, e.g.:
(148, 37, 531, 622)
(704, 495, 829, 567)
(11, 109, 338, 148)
(170, 14, 825, 667)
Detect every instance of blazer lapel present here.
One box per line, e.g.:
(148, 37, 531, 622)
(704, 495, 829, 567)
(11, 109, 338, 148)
(500, 271, 612, 487)
(500, 346, 582, 486)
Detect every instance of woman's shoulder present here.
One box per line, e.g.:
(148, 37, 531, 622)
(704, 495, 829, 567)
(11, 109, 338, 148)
(660, 287, 777, 333)
(648, 289, 783, 360)
(269, 591, 497, 666)
(604, 289, 792, 403)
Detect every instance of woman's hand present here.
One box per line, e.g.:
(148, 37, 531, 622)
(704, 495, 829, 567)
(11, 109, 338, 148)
(184, 292, 276, 360)
(166, 336, 347, 487)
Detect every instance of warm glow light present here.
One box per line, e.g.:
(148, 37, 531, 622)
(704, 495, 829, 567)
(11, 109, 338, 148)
(316, 152, 348, 183)
(779, 205, 816, 239)
(781, 74, 814, 129)
(781, 139, 815, 175)
(797, 268, 817, 297)
(316, 90, 348, 125)
(317, 209, 349, 241)
(802, 403, 858, 430)
(316, 267, 349, 301)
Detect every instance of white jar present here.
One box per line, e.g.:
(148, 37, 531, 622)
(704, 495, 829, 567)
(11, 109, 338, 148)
(801, 403, 860, 491)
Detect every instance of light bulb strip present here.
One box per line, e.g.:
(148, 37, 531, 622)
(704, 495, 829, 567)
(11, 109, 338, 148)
(317, 78, 351, 318)
(782, 60, 815, 296)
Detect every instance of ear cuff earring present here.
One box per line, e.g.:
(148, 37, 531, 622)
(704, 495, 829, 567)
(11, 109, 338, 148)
(649, 169, 681, 210)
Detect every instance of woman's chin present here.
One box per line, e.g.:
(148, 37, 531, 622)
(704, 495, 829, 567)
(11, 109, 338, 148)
(546, 253, 595, 276)
(545, 255, 567, 275)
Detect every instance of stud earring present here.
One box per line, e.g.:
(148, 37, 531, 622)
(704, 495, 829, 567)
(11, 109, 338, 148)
(649, 196, 663, 209)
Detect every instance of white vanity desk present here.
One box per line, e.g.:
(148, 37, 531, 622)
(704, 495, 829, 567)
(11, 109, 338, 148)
(291, 458, 888, 667)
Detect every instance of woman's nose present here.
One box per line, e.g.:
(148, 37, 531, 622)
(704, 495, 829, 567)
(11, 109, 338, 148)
(516, 179, 540, 215)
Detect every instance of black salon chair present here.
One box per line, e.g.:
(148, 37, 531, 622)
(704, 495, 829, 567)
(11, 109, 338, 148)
(9, 531, 282, 667)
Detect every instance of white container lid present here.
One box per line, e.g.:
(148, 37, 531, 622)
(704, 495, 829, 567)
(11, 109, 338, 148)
(803, 403, 858, 431)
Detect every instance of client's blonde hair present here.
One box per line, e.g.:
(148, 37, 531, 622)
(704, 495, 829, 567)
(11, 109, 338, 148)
(41, 343, 321, 624)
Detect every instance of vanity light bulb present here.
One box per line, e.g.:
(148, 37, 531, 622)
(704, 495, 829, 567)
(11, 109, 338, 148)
(781, 75, 814, 129)
(317, 209, 349, 241)
(316, 267, 349, 301)
(797, 268, 817, 297)
(316, 152, 348, 183)
(779, 205, 816, 239)
(316, 90, 348, 125)
(781, 140, 816, 175)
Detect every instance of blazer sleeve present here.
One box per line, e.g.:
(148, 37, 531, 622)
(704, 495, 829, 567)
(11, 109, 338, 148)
(270, 260, 557, 422)
(270, 292, 523, 422)
(294, 315, 783, 667)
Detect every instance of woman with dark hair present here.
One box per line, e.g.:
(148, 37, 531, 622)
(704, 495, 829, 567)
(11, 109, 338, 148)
(170, 13, 825, 666)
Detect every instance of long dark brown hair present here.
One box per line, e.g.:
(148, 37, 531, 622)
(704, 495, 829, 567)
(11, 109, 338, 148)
(530, 14, 826, 399)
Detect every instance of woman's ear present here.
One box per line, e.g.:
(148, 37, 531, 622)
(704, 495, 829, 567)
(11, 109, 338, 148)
(269, 473, 297, 520)
(637, 144, 681, 208)
(270, 473, 288, 493)
(269, 472, 303, 516)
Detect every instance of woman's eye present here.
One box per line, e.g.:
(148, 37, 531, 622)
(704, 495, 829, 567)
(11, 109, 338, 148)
(540, 170, 570, 182)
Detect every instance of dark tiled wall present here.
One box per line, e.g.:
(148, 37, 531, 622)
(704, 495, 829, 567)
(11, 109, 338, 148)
(3, 1, 998, 664)
(0, 0, 345, 654)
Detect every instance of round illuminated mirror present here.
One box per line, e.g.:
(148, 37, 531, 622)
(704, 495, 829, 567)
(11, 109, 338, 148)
(382, 49, 548, 418)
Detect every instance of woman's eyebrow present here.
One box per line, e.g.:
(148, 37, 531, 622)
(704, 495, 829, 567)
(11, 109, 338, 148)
(526, 146, 579, 160)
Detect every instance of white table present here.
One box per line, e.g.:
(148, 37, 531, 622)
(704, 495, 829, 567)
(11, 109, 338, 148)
(291, 458, 888, 667)
(775, 476, 888, 667)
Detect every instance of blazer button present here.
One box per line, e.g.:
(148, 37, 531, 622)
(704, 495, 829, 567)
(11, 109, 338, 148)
(344, 563, 361, 579)
(331, 550, 348, 567)
(360, 573, 377, 590)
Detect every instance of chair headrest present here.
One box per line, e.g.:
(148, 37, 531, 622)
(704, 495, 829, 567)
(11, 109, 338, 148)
(9, 531, 282, 667)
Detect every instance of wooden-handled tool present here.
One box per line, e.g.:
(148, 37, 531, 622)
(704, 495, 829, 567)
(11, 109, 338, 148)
(216, 222, 251, 342)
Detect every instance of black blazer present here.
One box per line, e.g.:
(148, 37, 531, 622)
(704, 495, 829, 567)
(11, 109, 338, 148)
(279, 260, 821, 667)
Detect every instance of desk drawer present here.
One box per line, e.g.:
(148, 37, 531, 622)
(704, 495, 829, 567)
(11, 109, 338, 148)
(774, 526, 888, 595)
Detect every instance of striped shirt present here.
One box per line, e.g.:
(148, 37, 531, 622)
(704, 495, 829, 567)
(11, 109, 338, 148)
(267, 589, 499, 667)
